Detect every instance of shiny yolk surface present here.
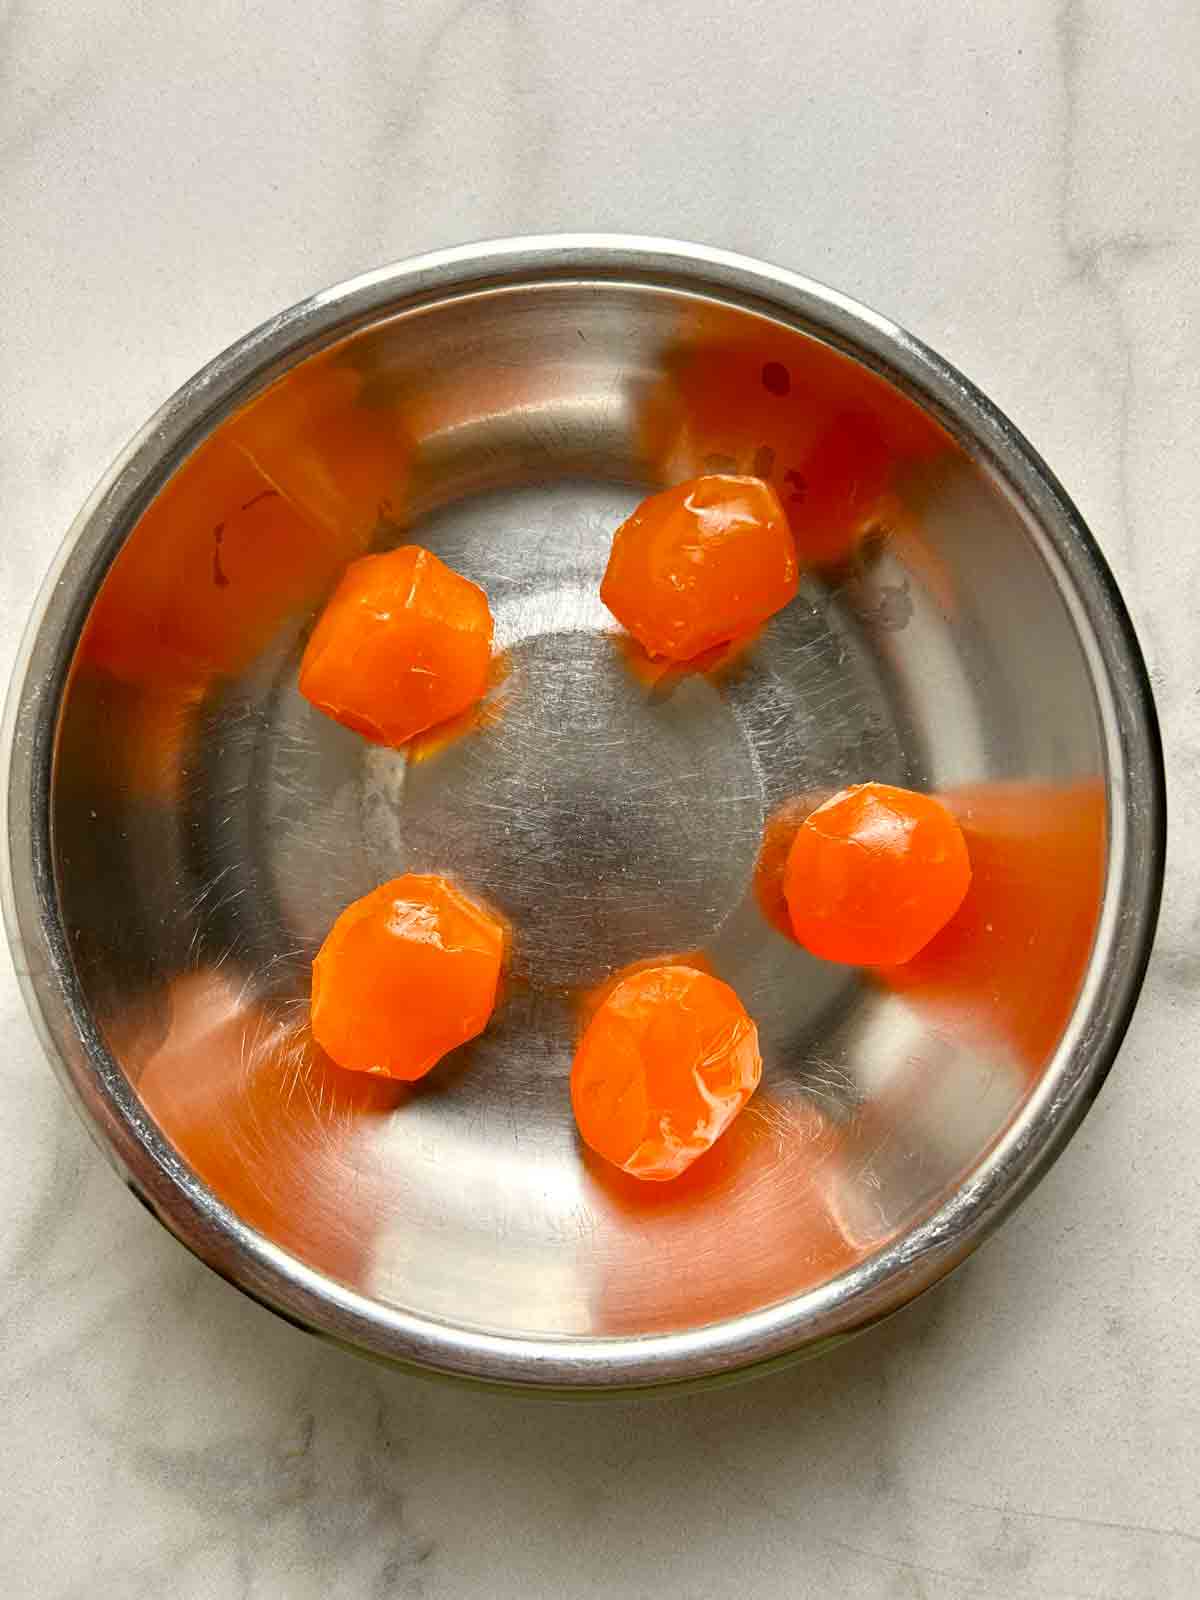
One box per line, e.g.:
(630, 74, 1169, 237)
(311, 873, 504, 1079)
(600, 475, 798, 662)
(300, 545, 493, 747)
(783, 782, 971, 966)
(571, 964, 762, 1182)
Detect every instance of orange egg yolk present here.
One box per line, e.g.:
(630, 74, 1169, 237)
(783, 782, 971, 966)
(311, 873, 504, 1079)
(600, 475, 798, 662)
(571, 964, 762, 1181)
(300, 545, 493, 747)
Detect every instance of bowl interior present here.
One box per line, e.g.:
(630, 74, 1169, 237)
(51, 271, 1112, 1352)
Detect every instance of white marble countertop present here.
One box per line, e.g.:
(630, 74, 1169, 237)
(2, 3, 1198, 1596)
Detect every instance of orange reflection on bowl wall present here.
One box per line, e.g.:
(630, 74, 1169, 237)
(754, 779, 1105, 1075)
(228, 352, 409, 544)
(137, 972, 405, 1284)
(641, 336, 949, 566)
(878, 780, 1106, 1074)
(81, 352, 409, 688)
(583, 1094, 856, 1335)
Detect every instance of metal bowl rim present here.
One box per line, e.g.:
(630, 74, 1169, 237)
(1, 234, 1166, 1391)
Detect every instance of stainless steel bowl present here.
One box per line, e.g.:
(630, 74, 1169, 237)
(2, 237, 1164, 1391)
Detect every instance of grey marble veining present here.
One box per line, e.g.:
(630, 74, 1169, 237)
(2, 2, 1198, 1595)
